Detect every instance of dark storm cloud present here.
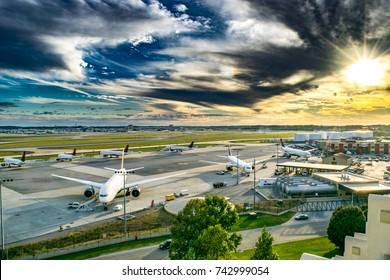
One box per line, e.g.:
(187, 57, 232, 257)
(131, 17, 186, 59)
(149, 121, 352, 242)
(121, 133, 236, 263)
(0, 0, 169, 72)
(140, 0, 390, 108)
(0, 102, 18, 108)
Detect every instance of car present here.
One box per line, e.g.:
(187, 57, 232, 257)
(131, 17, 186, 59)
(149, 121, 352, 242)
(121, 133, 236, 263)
(216, 171, 225, 175)
(67, 202, 81, 209)
(114, 204, 123, 211)
(213, 182, 227, 188)
(274, 169, 283, 175)
(295, 214, 309, 220)
(159, 239, 172, 250)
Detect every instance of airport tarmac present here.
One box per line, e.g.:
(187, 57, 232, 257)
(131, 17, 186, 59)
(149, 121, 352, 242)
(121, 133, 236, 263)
(0, 143, 277, 245)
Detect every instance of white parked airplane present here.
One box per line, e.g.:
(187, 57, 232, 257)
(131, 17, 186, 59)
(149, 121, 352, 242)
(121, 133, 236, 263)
(201, 145, 262, 176)
(56, 149, 77, 162)
(164, 141, 194, 152)
(52, 153, 184, 210)
(101, 144, 129, 158)
(1, 151, 27, 167)
(280, 139, 317, 159)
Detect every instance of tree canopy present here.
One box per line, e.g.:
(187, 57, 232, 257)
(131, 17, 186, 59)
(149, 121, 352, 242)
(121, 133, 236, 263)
(327, 205, 366, 252)
(169, 194, 241, 260)
(251, 226, 279, 260)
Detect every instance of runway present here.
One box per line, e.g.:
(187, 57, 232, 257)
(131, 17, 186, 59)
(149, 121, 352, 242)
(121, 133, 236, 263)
(0, 143, 277, 245)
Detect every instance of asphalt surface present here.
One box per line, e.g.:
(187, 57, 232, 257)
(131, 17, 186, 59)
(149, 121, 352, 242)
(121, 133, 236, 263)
(0, 143, 276, 245)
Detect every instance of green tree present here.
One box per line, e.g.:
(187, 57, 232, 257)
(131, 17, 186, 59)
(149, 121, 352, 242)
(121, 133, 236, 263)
(195, 224, 243, 260)
(251, 226, 279, 260)
(360, 204, 368, 221)
(327, 205, 366, 252)
(169, 195, 240, 260)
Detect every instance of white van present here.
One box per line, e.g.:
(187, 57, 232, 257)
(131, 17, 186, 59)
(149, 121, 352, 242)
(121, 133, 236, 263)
(114, 204, 123, 211)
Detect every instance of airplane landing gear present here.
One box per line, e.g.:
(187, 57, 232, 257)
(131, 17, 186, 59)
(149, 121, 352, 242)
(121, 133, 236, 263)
(103, 204, 108, 211)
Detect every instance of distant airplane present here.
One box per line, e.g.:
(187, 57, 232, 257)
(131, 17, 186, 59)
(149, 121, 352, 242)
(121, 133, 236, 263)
(52, 152, 184, 210)
(1, 151, 27, 167)
(101, 144, 129, 158)
(280, 139, 317, 159)
(164, 141, 195, 152)
(201, 145, 262, 175)
(56, 149, 77, 162)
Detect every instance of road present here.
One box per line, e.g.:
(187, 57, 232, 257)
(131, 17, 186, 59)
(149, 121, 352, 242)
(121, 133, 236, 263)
(91, 211, 332, 260)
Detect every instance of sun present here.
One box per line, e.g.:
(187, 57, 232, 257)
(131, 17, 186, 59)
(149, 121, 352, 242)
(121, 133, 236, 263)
(346, 59, 385, 86)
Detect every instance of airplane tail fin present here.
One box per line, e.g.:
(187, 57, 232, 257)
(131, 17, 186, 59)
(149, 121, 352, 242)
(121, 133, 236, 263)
(21, 151, 26, 162)
(228, 144, 232, 156)
(72, 149, 76, 156)
(124, 144, 129, 153)
(188, 141, 194, 148)
(280, 138, 285, 147)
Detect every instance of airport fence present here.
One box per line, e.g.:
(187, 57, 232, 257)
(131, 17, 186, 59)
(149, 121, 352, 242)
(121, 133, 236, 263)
(12, 229, 171, 260)
(239, 198, 302, 215)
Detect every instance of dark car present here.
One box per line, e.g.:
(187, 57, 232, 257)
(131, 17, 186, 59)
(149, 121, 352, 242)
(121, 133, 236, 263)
(295, 214, 309, 220)
(213, 182, 227, 188)
(159, 239, 172, 250)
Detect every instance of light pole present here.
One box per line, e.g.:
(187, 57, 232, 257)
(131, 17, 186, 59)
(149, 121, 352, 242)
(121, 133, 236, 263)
(234, 148, 243, 185)
(123, 171, 127, 236)
(276, 143, 279, 165)
(1, 178, 12, 259)
(253, 159, 256, 210)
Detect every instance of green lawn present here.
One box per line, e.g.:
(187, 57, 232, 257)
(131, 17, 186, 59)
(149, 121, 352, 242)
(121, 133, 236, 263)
(231, 212, 295, 231)
(47, 235, 171, 260)
(234, 236, 340, 260)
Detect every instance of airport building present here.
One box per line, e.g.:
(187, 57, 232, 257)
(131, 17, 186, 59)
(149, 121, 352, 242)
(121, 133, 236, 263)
(316, 139, 390, 155)
(301, 194, 390, 260)
(274, 162, 390, 198)
(293, 130, 374, 142)
(322, 153, 353, 166)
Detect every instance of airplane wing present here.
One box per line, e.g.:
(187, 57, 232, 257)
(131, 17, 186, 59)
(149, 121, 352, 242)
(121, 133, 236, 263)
(124, 172, 185, 189)
(104, 166, 144, 173)
(51, 174, 105, 189)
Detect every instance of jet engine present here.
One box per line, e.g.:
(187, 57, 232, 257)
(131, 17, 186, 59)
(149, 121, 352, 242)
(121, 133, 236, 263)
(226, 165, 233, 171)
(83, 187, 95, 199)
(131, 186, 141, 197)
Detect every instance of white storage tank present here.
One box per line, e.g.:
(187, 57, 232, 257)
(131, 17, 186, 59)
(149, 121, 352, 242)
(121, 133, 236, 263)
(308, 133, 323, 140)
(294, 133, 308, 142)
(327, 131, 341, 140)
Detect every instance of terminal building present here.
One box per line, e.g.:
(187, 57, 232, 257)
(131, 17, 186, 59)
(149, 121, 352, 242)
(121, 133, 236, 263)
(274, 162, 390, 199)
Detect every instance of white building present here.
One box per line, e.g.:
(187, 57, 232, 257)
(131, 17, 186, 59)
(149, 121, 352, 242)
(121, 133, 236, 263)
(342, 130, 374, 140)
(301, 194, 390, 260)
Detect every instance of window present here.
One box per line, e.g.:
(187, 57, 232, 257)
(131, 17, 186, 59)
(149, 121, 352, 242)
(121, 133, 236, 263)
(352, 246, 361, 255)
(380, 210, 390, 224)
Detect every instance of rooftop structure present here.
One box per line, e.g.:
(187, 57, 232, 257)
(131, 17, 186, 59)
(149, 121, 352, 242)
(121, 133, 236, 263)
(314, 172, 390, 196)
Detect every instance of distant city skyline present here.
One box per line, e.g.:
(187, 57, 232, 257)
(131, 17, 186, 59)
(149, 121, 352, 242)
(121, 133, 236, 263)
(0, 0, 389, 126)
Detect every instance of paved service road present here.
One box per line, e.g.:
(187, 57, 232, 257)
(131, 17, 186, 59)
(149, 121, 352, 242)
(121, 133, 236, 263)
(91, 211, 332, 260)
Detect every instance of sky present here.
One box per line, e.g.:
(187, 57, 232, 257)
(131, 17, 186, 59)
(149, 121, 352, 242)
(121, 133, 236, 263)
(0, 0, 389, 127)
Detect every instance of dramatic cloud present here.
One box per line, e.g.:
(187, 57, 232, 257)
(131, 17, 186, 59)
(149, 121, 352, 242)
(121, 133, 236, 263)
(0, 0, 389, 126)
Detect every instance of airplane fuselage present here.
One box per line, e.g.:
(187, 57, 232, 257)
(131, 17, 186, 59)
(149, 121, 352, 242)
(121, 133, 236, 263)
(281, 146, 311, 158)
(98, 171, 127, 204)
(56, 154, 76, 161)
(227, 155, 252, 174)
(1, 157, 25, 167)
(101, 151, 127, 158)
